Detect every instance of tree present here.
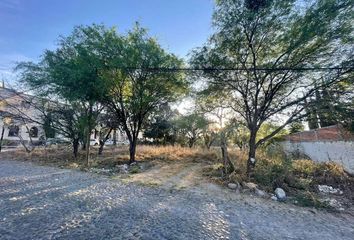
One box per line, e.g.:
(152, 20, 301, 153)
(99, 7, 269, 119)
(174, 113, 209, 148)
(96, 111, 120, 155)
(289, 121, 304, 134)
(195, 90, 236, 173)
(101, 24, 189, 163)
(306, 78, 354, 130)
(191, 0, 353, 176)
(143, 103, 178, 145)
(230, 124, 249, 151)
(16, 25, 108, 164)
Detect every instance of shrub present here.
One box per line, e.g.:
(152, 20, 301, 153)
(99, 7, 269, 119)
(253, 156, 290, 191)
(292, 159, 317, 177)
(294, 191, 330, 209)
(129, 165, 140, 174)
(202, 163, 224, 178)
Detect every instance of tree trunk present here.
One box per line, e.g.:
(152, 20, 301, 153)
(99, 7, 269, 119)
(247, 131, 257, 178)
(18, 135, 32, 153)
(98, 140, 104, 155)
(85, 105, 93, 166)
(85, 129, 90, 165)
(220, 133, 235, 175)
(73, 138, 79, 158)
(98, 128, 113, 155)
(0, 125, 5, 152)
(129, 138, 137, 164)
(113, 128, 117, 145)
(188, 138, 195, 148)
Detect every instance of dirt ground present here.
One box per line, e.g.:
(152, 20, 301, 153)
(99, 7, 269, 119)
(1, 145, 353, 214)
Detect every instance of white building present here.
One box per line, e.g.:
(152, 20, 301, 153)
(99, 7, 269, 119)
(0, 86, 44, 144)
(0, 85, 127, 146)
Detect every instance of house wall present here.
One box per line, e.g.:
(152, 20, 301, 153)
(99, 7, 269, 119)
(0, 121, 43, 142)
(282, 125, 354, 174)
(1, 87, 131, 144)
(281, 141, 354, 174)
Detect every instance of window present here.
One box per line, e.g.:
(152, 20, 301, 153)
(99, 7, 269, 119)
(29, 126, 38, 138)
(8, 125, 19, 137)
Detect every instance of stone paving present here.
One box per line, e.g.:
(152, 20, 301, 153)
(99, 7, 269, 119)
(1, 160, 354, 240)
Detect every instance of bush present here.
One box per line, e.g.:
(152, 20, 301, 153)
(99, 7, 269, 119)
(253, 156, 290, 191)
(294, 191, 329, 209)
(202, 163, 224, 178)
(292, 160, 317, 177)
(129, 165, 140, 174)
(251, 150, 353, 197)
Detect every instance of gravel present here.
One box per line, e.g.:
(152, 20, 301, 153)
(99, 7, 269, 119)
(1, 160, 354, 240)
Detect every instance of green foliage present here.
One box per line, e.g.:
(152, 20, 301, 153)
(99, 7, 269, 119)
(17, 25, 108, 103)
(129, 165, 141, 174)
(42, 113, 56, 138)
(16, 23, 189, 160)
(256, 123, 289, 144)
(102, 23, 188, 113)
(306, 81, 354, 131)
(16, 25, 111, 158)
(191, 0, 353, 173)
(253, 156, 290, 190)
(100, 23, 189, 157)
(143, 104, 178, 144)
(202, 163, 224, 178)
(174, 113, 209, 147)
(289, 121, 304, 134)
(294, 191, 329, 209)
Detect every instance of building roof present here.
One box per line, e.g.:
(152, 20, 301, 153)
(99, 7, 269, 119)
(285, 125, 354, 142)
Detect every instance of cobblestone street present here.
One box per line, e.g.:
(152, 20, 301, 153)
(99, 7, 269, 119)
(1, 160, 354, 240)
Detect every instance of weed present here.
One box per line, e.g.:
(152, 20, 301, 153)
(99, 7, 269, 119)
(294, 191, 330, 209)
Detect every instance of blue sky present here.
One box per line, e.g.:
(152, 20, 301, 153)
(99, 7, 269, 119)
(0, 0, 214, 83)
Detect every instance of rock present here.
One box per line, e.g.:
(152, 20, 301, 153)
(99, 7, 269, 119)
(116, 164, 129, 174)
(322, 198, 343, 209)
(89, 168, 112, 175)
(242, 182, 258, 190)
(271, 194, 278, 201)
(255, 188, 268, 198)
(318, 185, 343, 195)
(228, 183, 239, 190)
(274, 188, 286, 201)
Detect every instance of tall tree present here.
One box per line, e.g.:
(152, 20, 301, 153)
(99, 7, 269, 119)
(101, 24, 188, 163)
(191, 0, 353, 176)
(306, 78, 354, 130)
(16, 25, 107, 164)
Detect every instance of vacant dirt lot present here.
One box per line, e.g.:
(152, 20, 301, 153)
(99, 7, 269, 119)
(1, 159, 354, 240)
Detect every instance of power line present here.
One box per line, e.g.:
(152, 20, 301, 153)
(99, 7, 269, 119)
(124, 67, 353, 72)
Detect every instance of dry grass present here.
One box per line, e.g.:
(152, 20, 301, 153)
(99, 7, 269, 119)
(0, 145, 223, 190)
(0, 145, 220, 169)
(2, 144, 353, 209)
(135, 145, 219, 163)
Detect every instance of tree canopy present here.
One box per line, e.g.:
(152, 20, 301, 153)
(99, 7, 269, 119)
(191, 0, 353, 175)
